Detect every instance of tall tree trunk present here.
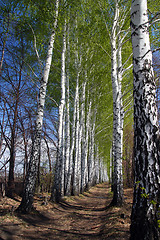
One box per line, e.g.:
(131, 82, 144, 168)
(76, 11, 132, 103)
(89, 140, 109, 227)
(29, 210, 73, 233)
(65, 73, 78, 196)
(78, 84, 85, 193)
(85, 100, 92, 188)
(51, 19, 66, 202)
(88, 109, 96, 189)
(65, 20, 71, 196)
(44, 135, 52, 191)
(72, 68, 80, 195)
(117, 34, 124, 169)
(0, 109, 5, 155)
(17, 0, 59, 212)
(80, 81, 86, 193)
(130, 0, 160, 239)
(8, 136, 16, 198)
(110, 146, 113, 185)
(95, 145, 100, 184)
(111, 0, 124, 206)
(81, 99, 91, 191)
(19, 119, 28, 183)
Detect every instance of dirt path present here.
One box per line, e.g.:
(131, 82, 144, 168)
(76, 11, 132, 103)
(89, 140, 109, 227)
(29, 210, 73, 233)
(0, 183, 132, 240)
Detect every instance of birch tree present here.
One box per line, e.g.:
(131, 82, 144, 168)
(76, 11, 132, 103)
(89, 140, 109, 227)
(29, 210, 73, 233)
(130, 0, 160, 239)
(80, 81, 87, 193)
(72, 60, 81, 195)
(97, 0, 132, 205)
(17, 0, 59, 213)
(88, 107, 97, 189)
(64, 26, 70, 195)
(64, 70, 79, 196)
(51, 19, 67, 202)
(110, 0, 124, 206)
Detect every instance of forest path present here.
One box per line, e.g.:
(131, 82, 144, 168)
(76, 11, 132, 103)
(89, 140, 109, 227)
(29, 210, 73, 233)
(0, 183, 132, 240)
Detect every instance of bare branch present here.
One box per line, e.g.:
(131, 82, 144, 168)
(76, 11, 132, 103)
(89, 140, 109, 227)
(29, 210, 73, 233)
(122, 64, 133, 74)
(152, 48, 160, 54)
(0, 158, 10, 171)
(28, 23, 43, 73)
(96, 43, 111, 58)
(122, 53, 133, 69)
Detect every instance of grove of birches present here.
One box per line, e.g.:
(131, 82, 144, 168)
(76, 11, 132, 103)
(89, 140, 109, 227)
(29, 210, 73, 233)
(0, 0, 160, 239)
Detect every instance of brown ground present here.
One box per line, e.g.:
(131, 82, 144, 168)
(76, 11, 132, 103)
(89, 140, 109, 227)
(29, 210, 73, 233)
(0, 183, 133, 240)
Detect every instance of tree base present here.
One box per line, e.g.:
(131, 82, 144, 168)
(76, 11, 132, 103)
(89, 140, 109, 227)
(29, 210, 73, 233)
(130, 219, 160, 240)
(16, 204, 36, 214)
(110, 194, 124, 207)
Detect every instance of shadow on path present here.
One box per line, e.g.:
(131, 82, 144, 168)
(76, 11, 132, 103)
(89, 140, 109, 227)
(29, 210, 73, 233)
(0, 183, 132, 240)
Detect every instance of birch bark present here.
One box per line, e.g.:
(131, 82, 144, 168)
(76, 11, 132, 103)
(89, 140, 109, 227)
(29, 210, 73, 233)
(130, 0, 160, 239)
(99, 158, 103, 183)
(51, 19, 66, 202)
(73, 69, 80, 195)
(17, 0, 59, 212)
(64, 34, 70, 195)
(111, 0, 124, 206)
(85, 100, 92, 188)
(80, 81, 86, 193)
(81, 99, 91, 192)
(88, 109, 96, 189)
(95, 145, 100, 184)
(65, 73, 79, 196)
(77, 81, 85, 192)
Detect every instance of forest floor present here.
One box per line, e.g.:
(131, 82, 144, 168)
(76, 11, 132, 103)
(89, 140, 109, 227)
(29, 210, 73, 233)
(0, 183, 133, 240)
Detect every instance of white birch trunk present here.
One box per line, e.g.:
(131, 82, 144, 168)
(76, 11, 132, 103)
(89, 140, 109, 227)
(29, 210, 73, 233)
(64, 30, 70, 195)
(110, 146, 113, 184)
(84, 100, 92, 189)
(88, 109, 96, 189)
(78, 81, 86, 192)
(99, 158, 103, 183)
(80, 81, 87, 193)
(95, 145, 100, 184)
(117, 34, 124, 165)
(73, 70, 80, 195)
(77, 83, 86, 192)
(18, 0, 59, 212)
(61, 108, 66, 195)
(66, 75, 79, 196)
(103, 164, 109, 182)
(111, 0, 124, 206)
(51, 19, 66, 202)
(77, 84, 82, 193)
(130, 1, 160, 239)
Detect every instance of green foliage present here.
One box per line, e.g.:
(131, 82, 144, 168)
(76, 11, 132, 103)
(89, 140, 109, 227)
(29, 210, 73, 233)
(2, 0, 159, 189)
